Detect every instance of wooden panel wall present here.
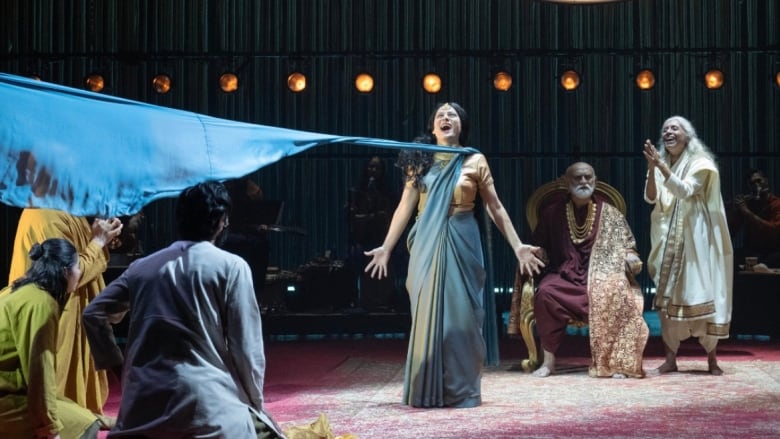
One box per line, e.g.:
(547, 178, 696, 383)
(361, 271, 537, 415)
(1, 0, 779, 302)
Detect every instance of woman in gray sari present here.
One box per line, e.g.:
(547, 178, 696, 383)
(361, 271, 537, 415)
(364, 102, 544, 408)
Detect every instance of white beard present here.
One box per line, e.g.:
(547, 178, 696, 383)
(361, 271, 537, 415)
(571, 185, 594, 200)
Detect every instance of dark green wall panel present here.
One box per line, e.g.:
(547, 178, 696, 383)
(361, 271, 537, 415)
(1, 0, 779, 298)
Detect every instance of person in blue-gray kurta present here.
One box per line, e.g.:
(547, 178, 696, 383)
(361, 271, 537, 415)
(364, 102, 545, 408)
(83, 181, 285, 438)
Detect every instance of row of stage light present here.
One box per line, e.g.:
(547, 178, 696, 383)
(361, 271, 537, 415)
(74, 68, 780, 94)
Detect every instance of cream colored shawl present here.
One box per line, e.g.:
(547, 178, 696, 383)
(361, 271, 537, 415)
(645, 150, 733, 337)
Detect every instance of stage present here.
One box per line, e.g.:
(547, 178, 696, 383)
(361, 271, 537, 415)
(100, 333, 780, 438)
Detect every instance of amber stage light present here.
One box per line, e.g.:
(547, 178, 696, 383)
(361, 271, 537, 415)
(635, 69, 655, 90)
(775, 71, 780, 88)
(85, 74, 105, 92)
(422, 73, 442, 93)
(560, 70, 580, 91)
(287, 72, 307, 92)
(354, 73, 374, 93)
(219, 73, 239, 93)
(704, 69, 724, 89)
(493, 71, 513, 91)
(152, 74, 172, 94)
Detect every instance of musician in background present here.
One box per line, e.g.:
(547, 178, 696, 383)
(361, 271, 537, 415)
(348, 156, 398, 310)
(222, 177, 271, 309)
(727, 169, 780, 268)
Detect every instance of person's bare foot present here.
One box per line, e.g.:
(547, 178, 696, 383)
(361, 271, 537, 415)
(532, 350, 556, 377)
(649, 360, 678, 375)
(532, 365, 554, 377)
(612, 373, 626, 379)
(708, 357, 723, 376)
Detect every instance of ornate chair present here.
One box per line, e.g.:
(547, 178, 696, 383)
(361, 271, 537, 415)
(507, 178, 627, 372)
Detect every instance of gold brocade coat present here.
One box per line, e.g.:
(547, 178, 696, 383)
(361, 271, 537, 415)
(6, 209, 110, 415)
(587, 203, 649, 378)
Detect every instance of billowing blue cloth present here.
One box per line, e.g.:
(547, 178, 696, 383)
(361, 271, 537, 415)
(1, 72, 501, 364)
(0, 73, 470, 217)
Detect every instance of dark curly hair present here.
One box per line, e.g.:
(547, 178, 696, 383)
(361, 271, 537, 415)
(176, 181, 232, 241)
(12, 238, 78, 306)
(397, 102, 470, 189)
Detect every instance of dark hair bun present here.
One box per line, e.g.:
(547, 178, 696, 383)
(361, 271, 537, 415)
(28, 243, 44, 261)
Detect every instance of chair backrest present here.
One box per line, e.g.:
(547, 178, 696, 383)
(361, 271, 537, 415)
(525, 179, 627, 232)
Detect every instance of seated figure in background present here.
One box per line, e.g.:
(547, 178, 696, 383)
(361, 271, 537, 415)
(531, 162, 648, 378)
(726, 169, 780, 268)
(221, 176, 272, 308)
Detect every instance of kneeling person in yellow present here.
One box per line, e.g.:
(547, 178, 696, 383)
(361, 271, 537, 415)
(0, 238, 100, 439)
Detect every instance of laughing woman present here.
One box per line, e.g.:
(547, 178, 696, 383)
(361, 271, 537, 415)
(364, 102, 544, 408)
(643, 115, 733, 376)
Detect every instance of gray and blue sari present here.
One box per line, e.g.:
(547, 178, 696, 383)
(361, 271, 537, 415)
(403, 154, 487, 408)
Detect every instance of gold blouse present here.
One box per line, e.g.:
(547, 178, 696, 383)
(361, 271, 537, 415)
(408, 153, 494, 214)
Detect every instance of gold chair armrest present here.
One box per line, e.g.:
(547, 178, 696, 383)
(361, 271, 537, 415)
(508, 267, 541, 372)
(518, 274, 539, 372)
(507, 267, 525, 336)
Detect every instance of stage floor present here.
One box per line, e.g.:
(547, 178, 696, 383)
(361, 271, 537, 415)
(101, 336, 780, 439)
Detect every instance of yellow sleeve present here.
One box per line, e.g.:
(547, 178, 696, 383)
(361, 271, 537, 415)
(16, 290, 65, 437)
(77, 240, 109, 290)
(475, 154, 495, 188)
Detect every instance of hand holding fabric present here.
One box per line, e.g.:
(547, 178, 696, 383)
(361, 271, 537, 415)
(91, 217, 123, 247)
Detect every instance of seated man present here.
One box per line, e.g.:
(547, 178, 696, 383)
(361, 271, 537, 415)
(532, 162, 649, 378)
(726, 169, 780, 268)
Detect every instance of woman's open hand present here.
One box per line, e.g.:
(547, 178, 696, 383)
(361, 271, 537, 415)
(364, 246, 390, 279)
(516, 244, 545, 277)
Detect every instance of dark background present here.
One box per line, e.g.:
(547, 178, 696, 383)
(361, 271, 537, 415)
(1, 0, 779, 313)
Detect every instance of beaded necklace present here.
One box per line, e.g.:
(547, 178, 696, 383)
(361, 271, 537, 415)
(565, 200, 596, 244)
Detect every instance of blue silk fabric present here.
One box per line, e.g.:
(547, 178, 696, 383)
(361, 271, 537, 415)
(0, 73, 499, 368)
(0, 73, 472, 217)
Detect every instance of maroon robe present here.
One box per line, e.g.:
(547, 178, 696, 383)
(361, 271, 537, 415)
(533, 199, 601, 354)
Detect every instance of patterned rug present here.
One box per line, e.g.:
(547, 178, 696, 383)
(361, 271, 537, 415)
(99, 337, 780, 438)
(266, 356, 780, 439)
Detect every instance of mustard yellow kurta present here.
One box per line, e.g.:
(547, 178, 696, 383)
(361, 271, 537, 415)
(0, 284, 97, 439)
(6, 209, 110, 415)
